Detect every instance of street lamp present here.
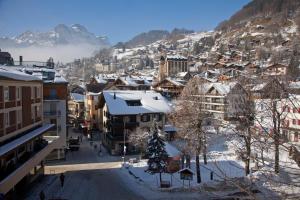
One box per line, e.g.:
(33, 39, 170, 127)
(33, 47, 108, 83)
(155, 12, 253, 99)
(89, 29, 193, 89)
(123, 116, 128, 165)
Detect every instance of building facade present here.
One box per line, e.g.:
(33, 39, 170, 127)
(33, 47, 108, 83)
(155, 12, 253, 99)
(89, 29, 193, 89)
(98, 90, 171, 155)
(0, 67, 60, 196)
(159, 55, 188, 81)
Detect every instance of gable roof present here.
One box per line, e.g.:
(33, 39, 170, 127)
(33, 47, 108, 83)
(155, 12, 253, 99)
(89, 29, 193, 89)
(101, 90, 172, 115)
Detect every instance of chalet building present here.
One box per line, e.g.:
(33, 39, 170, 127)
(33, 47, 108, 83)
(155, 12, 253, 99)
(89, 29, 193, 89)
(153, 78, 185, 99)
(244, 62, 260, 75)
(98, 90, 171, 155)
(159, 55, 188, 81)
(175, 72, 192, 81)
(0, 67, 60, 197)
(68, 93, 85, 127)
(250, 79, 287, 100)
(69, 84, 85, 95)
(113, 76, 151, 90)
(86, 76, 108, 93)
(262, 63, 287, 78)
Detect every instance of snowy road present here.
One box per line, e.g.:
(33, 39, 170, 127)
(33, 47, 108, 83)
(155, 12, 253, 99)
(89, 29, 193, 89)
(24, 129, 144, 200)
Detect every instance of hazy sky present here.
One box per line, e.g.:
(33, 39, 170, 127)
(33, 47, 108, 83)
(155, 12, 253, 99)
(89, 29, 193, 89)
(0, 0, 250, 44)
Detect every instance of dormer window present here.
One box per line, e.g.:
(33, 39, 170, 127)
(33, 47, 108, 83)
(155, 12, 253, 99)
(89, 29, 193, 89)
(126, 100, 142, 106)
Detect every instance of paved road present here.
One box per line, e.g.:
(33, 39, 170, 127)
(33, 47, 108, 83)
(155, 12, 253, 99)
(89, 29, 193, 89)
(25, 128, 144, 200)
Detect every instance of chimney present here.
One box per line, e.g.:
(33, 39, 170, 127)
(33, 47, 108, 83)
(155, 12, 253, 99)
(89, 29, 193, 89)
(113, 92, 116, 99)
(19, 56, 23, 66)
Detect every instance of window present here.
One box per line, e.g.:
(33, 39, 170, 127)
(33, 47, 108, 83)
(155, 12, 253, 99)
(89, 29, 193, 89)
(31, 106, 35, 120)
(36, 87, 40, 98)
(50, 89, 57, 99)
(126, 100, 142, 106)
(4, 87, 9, 101)
(293, 119, 296, 125)
(141, 114, 150, 122)
(293, 108, 297, 113)
(16, 87, 21, 100)
(31, 87, 35, 99)
(36, 106, 41, 118)
(95, 105, 98, 110)
(298, 120, 300, 126)
(154, 113, 162, 121)
(17, 110, 22, 124)
(5, 112, 10, 127)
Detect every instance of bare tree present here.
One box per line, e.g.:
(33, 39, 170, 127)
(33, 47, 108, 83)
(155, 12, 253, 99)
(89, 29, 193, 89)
(170, 77, 209, 183)
(128, 127, 150, 159)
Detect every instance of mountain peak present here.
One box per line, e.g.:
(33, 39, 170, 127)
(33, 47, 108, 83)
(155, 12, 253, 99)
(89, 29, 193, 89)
(71, 24, 88, 33)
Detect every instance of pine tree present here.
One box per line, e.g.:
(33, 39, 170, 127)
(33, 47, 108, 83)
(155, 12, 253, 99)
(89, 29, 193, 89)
(146, 122, 169, 184)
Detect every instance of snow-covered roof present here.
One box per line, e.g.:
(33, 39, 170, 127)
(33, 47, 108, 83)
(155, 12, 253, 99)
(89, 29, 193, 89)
(165, 142, 181, 157)
(102, 90, 172, 115)
(178, 168, 194, 174)
(70, 93, 85, 102)
(164, 124, 177, 132)
(176, 72, 189, 78)
(200, 82, 237, 95)
(251, 83, 267, 92)
(165, 78, 185, 86)
(211, 82, 237, 95)
(119, 76, 139, 86)
(0, 66, 42, 81)
(166, 55, 187, 60)
(289, 81, 300, 89)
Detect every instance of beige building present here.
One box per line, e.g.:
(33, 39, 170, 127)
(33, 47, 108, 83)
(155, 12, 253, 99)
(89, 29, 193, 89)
(0, 67, 60, 197)
(159, 55, 188, 81)
(85, 92, 101, 130)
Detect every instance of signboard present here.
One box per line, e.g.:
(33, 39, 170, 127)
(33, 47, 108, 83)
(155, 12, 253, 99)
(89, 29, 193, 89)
(180, 173, 193, 180)
(178, 168, 194, 181)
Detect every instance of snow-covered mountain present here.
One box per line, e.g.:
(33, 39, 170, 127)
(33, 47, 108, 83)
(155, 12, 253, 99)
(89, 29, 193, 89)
(0, 24, 110, 63)
(0, 24, 109, 48)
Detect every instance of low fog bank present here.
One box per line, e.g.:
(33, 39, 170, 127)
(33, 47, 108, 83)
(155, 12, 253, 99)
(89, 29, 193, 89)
(4, 43, 103, 63)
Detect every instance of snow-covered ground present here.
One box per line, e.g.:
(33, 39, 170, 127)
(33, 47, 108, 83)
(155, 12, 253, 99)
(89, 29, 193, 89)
(120, 136, 245, 191)
(118, 132, 300, 199)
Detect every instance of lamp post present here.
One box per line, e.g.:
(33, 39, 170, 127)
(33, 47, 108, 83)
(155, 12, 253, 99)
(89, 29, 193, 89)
(123, 116, 127, 165)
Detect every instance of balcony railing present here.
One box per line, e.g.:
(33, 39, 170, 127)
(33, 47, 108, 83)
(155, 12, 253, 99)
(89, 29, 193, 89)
(44, 111, 61, 117)
(0, 139, 48, 181)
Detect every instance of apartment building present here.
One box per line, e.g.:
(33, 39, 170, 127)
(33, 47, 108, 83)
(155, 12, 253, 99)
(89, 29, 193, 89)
(159, 55, 188, 81)
(85, 92, 101, 131)
(68, 93, 85, 128)
(0, 67, 60, 196)
(98, 90, 171, 155)
(19, 66, 68, 160)
(198, 82, 237, 121)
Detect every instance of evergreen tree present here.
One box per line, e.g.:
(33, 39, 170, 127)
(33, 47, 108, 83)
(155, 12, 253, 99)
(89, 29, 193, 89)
(146, 122, 169, 183)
